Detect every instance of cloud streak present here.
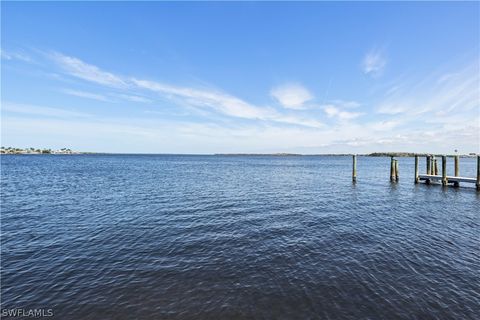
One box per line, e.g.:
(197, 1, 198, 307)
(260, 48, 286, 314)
(62, 89, 112, 102)
(2, 102, 91, 118)
(50, 52, 127, 88)
(362, 47, 387, 77)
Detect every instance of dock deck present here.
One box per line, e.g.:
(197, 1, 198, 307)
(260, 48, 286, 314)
(418, 174, 476, 184)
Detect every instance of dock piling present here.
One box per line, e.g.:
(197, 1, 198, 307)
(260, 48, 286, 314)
(394, 160, 399, 181)
(414, 155, 419, 184)
(352, 155, 357, 182)
(454, 156, 459, 177)
(390, 157, 396, 182)
(453, 156, 460, 187)
(426, 156, 431, 177)
(434, 158, 438, 175)
(442, 155, 447, 186)
(477, 156, 480, 191)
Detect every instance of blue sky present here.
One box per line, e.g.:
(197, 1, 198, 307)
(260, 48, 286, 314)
(1, 2, 479, 154)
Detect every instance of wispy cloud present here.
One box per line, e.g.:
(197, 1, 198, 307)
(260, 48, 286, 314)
(49, 52, 127, 88)
(362, 47, 387, 77)
(376, 62, 479, 117)
(62, 89, 111, 102)
(133, 78, 323, 127)
(1, 49, 32, 63)
(44, 52, 323, 127)
(7, 49, 476, 153)
(270, 83, 313, 109)
(329, 100, 361, 109)
(112, 93, 152, 103)
(1, 102, 91, 118)
(323, 105, 363, 120)
(132, 79, 274, 119)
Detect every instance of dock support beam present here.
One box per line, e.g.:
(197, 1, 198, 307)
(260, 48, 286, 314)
(453, 156, 459, 187)
(476, 155, 480, 191)
(442, 155, 447, 186)
(414, 155, 419, 184)
(434, 158, 438, 175)
(352, 155, 357, 182)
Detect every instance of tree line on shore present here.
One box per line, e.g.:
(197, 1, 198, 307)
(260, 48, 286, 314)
(0, 147, 75, 154)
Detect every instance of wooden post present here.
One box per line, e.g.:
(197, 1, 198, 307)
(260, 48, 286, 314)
(454, 156, 459, 176)
(453, 155, 459, 187)
(431, 156, 436, 175)
(425, 156, 431, 184)
(394, 160, 399, 181)
(442, 155, 447, 186)
(390, 157, 395, 182)
(434, 158, 438, 175)
(426, 156, 431, 175)
(352, 155, 357, 182)
(476, 155, 480, 191)
(414, 155, 419, 184)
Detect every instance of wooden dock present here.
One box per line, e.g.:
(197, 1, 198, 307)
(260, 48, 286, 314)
(415, 155, 479, 190)
(418, 174, 476, 184)
(352, 154, 480, 191)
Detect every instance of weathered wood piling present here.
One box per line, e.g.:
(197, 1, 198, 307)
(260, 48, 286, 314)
(394, 159, 399, 181)
(352, 155, 357, 182)
(454, 156, 459, 177)
(441, 155, 447, 186)
(414, 155, 419, 184)
(453, 156, 460, 187)
(390, 157, 396, 182)
(477, 155, 480, 191)
(426, 156, 431, 178)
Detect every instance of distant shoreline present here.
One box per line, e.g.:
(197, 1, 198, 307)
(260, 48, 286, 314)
(1, 149, 477, 157)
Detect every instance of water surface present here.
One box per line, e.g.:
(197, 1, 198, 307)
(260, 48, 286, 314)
(1, 155, 479, 319)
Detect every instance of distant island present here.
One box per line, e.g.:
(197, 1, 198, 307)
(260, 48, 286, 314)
(1, 147, 82, 155)
(216, 152, 477, 157)
(367, 152, 477, 157)
(214, 153, 302, 156)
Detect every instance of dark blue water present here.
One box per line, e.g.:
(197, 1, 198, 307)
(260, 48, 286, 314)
(1, 155, 479, 319)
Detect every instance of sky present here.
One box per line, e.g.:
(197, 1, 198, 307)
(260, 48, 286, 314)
(1, 1, 479, 154)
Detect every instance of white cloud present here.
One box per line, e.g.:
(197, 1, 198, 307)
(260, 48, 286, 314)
(270, 83, 313, 109)
(132, 78, 273, 119)
(323, 105, 363, 120)
(132, 78, 322, 127)
(63, 89, 152, 104)
(30, 50, 477, 153)
(362, 48, 387, 76)
(329, 100, 361, 109)
(1, 49, 32, 62)
(45, 52, 322, 127)
(50, 52, 127, 88)
(377, 103, 407, 115)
